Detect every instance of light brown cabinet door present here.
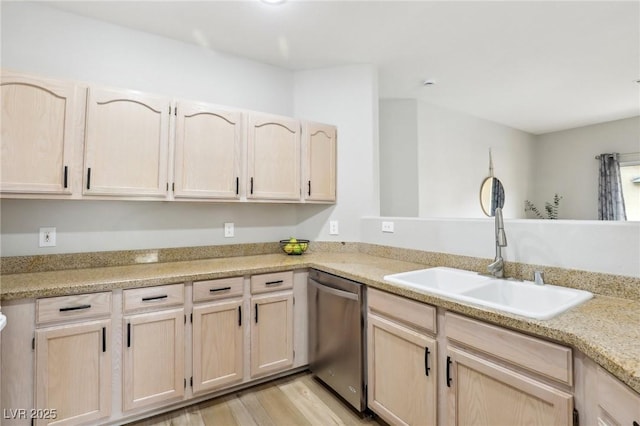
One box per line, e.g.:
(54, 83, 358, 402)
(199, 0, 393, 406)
(303, 122, 336, 202)
(247, 113, 301, 201)
(447, 346, 573, 426)
(192, 299, 243, 394)
(596, 367, 640, 426)
(367, 313, 437, 426)
(1, 72, 78, 195)
(173, 102, 242, 199)
(35, 320, 111, 426)
(123, 308, 184, 411)
(250, 292, 294, 377)
(83, 87, 170, 197)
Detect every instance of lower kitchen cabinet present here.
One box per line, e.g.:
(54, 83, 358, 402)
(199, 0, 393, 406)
(123, 308, 185, 411)
(445, 312, 573, 426)
(250, 271, 295, 378)
(367, 288, 438, 426)
(446, 347, 572, 425)
(367, 314, 437, 426)
(594, 366, 640, 426)
(35, 319, 111, 426)
(250, 292, 294, 377)
(192, 298, 244, 394)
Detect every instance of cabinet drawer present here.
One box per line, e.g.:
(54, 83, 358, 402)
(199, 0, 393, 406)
(250, 271, 293, 294)
(445, 312, 572, 385)
(123, 283, 184, 313)
(193, 276, 243, 302)
(368, 287, 436, 334)
(36, 292, 112, 325)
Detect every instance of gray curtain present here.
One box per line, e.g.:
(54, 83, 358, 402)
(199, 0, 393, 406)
(598, 153, 627, 221)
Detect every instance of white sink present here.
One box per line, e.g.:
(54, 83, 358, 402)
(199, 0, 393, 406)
(384, 267, 593, 320)
(0, 313, 6, 332)
(383, 267, 493, 295)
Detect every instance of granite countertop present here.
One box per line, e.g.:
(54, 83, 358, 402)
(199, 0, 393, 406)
(1, 251, 638, 395)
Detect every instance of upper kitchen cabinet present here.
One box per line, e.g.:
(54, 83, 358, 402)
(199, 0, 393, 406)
(83, 87, 170, 198)
(1, 71, 80, 196)
(246, 113, 301, 201)
(303, 122, 337, 203)
(173, 102, 242, 200)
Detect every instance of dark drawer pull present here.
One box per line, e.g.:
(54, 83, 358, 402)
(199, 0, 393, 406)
(102, 327, 106, 353)
(446, 356, 452, 387)
(142, 295, 168, 302)
(424, 347, 431, 376)
(209, 287, 232, 293)
(238, 305, 242, 326)
(265, 280, 284, 286)
(59, 304, 91, 312)
(255, 304, 258, 323)
(127, 323, 131, 348)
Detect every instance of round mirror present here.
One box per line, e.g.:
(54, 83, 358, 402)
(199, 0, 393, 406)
(480, 177, 505, 217)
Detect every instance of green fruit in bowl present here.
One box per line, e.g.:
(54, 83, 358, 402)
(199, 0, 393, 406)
(284, 243, 294, 254)
(293, 245, 303, 255)
(300, 242, 308, 251)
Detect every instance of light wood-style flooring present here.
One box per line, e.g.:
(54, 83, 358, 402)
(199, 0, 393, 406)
(127, 372, 382, 426)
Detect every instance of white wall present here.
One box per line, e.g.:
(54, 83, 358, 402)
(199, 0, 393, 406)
(532, 116, 640, 220)
(294, 65, 380, 242)
(0, 2, 293, 114)
(379, 99, 419, 217)
(361, 216, 640, 277)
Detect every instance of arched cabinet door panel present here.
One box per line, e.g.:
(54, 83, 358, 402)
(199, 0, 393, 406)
(173, 102, 242, 199)
(247, 113, 301, 201)
(1, 72, 80, 195)
(303, 122, 337, 203)
(83, 87, 170, 197)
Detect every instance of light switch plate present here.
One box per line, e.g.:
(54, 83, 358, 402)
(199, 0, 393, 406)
(224, 222, 234, 238)
(39, 227, 56, 247)
(382, 221, 395, 233)
(329, 220, 339, 235)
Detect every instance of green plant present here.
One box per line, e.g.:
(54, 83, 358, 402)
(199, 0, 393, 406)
(524, 194, 563, 219)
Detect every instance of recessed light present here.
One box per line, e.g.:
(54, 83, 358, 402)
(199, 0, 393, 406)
(423, 79, 436, 86)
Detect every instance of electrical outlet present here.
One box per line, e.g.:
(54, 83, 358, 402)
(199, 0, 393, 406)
(329, 220, 339, 235)
(382, 221, 395, 233)
(224, 222, 234, 238)
(39, 227, 56, 247)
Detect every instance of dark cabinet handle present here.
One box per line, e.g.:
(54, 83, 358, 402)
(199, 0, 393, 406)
(236, 177, 239, 195)
(424, 347, 430, 376)
(102, 327, 106, 353)
(255, 304, 258, 323)
(142, 295, 168, 302)
(86, 168, 91, 190)
(127, 323, 131, 348)
(308, 180, 311, 196)
(265, 280, 283, 286)
(250, 177, 254, 195)
(446, 356, 452, 387)
(63, 166, 68, 188)
(59, 304, 91, 312)
(238, 306, 242, 326)
(633, 422, 638, 426)
(209, 287, 231, 293)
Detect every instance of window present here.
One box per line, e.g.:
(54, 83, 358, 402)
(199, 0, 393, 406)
(620, 162, 640, 221)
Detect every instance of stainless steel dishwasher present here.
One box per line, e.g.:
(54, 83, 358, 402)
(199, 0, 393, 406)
(308, 269, 366, 412)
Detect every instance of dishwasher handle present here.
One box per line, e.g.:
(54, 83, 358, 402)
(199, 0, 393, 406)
(309, 279, 359, 301)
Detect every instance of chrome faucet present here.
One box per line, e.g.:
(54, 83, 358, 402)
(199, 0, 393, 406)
(487, 207, 507, 278)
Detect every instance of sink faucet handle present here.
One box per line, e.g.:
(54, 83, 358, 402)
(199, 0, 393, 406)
(534, 271, 545, 285)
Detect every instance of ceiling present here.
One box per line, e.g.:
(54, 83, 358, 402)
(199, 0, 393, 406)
(46, 0, 640, 135)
